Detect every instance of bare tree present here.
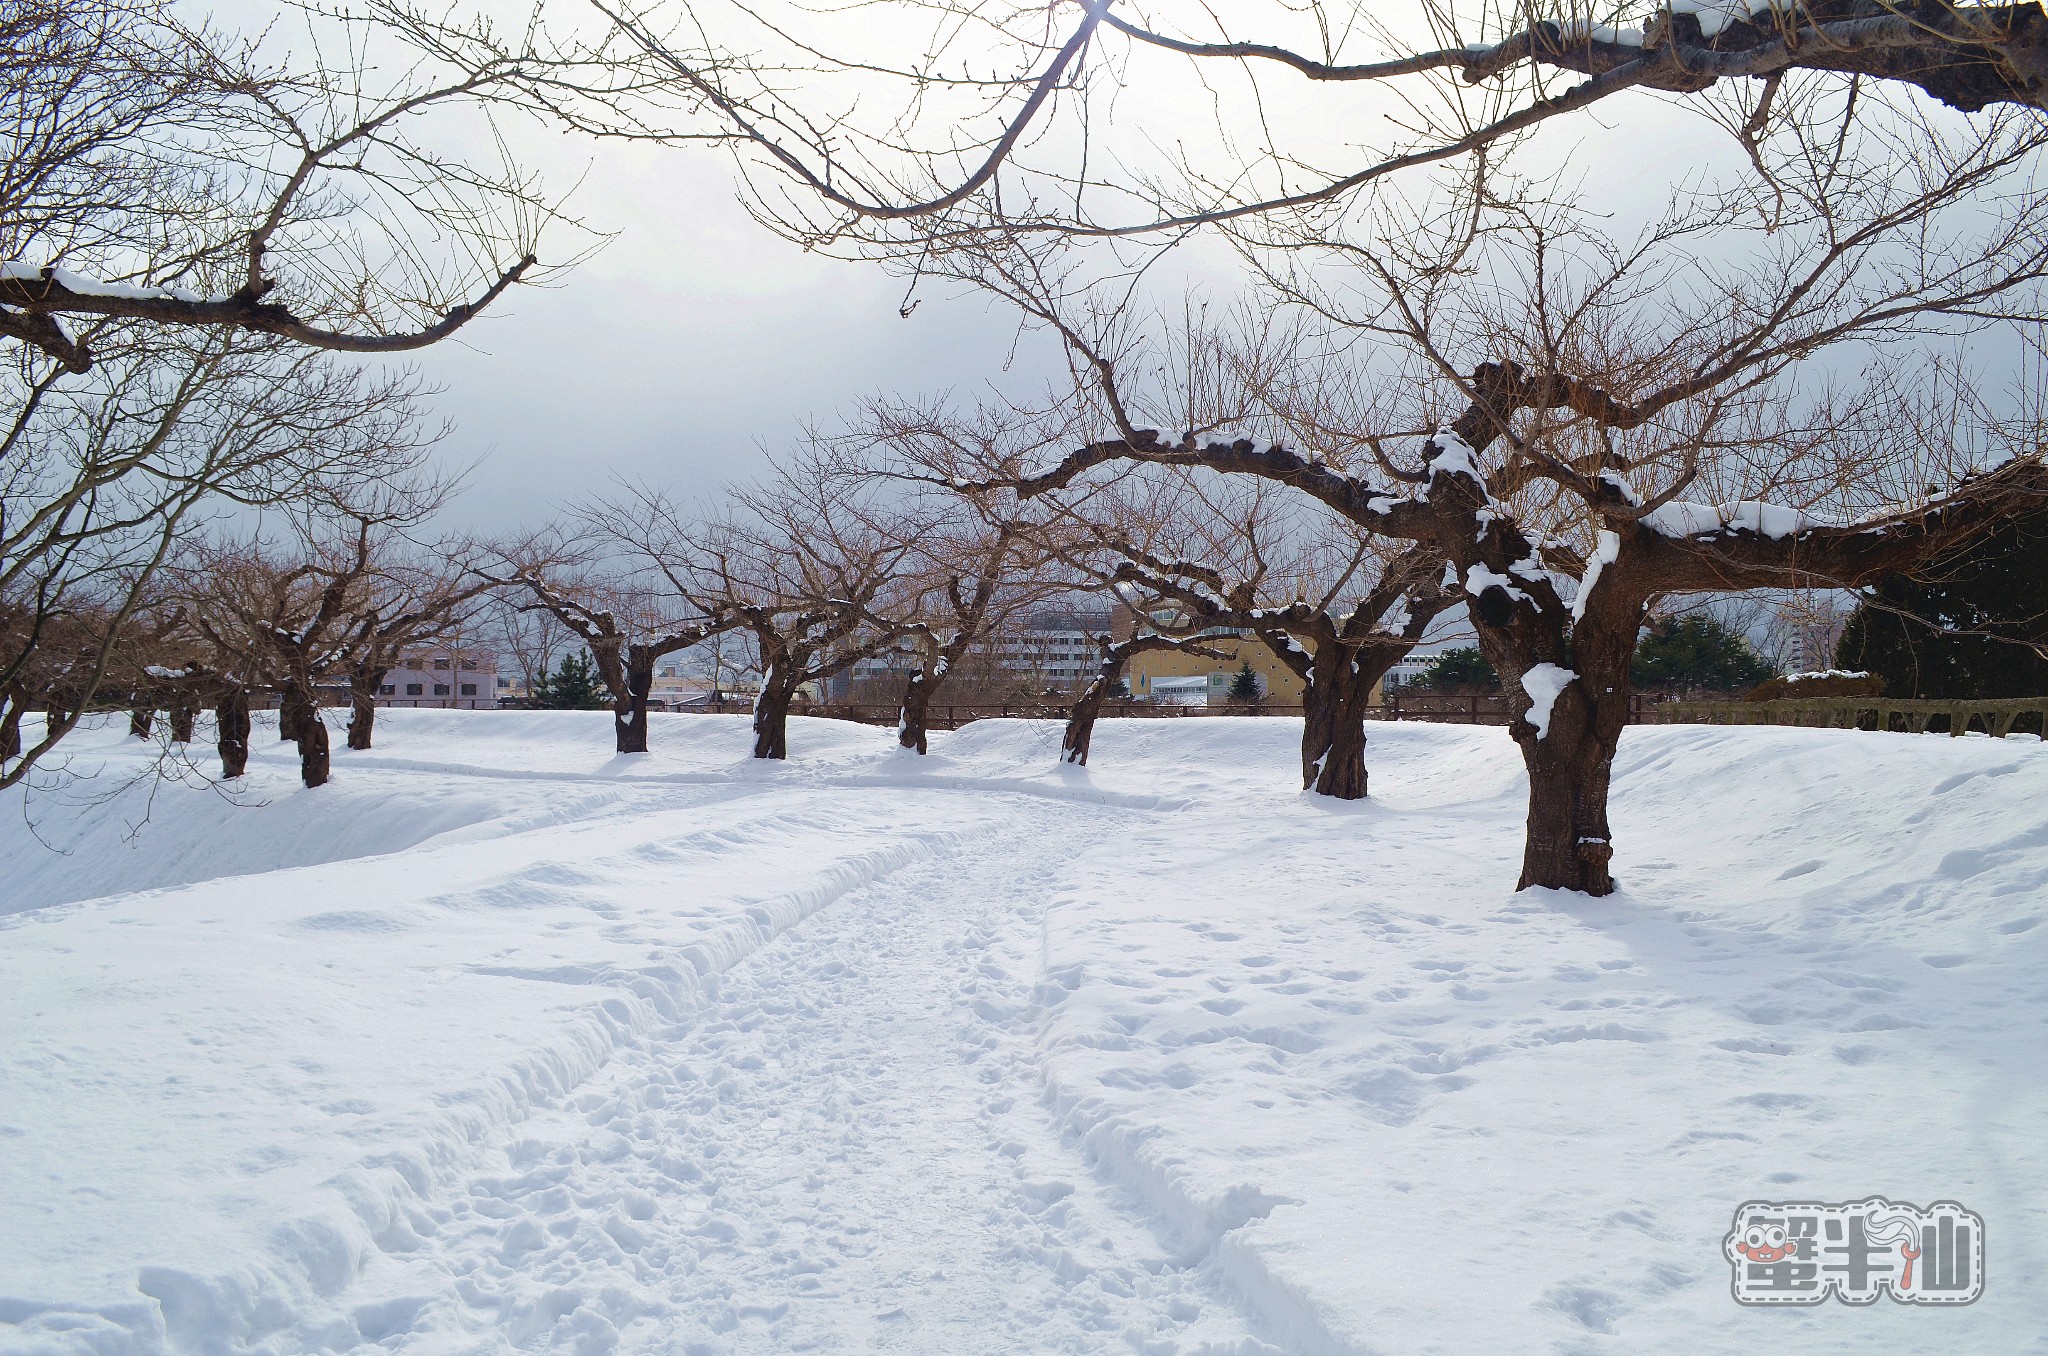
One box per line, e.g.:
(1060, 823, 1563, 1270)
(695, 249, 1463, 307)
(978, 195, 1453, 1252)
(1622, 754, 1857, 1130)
(0, 0, 602, 372)
(1057, 626, 1223, 768)
(485, 517, 738, 754)
(885, 521, 1041, 753)
(177, 472, 459, 787)
(951, 112, 2048, 893)
(864, 312, 1457, 792)
(1043, 472, 1452, 795)
(837, 413, 1074, 751)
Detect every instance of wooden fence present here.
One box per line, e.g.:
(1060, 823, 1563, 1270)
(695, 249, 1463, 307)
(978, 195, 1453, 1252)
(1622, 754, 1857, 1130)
(364, 689, 2048, 736)
(660, 691, 1668, 730)
(1647, 695, 2048, 738)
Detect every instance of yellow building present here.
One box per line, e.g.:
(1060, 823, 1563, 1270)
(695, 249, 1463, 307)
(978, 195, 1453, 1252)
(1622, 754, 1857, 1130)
(1126, 629, 1308, 704)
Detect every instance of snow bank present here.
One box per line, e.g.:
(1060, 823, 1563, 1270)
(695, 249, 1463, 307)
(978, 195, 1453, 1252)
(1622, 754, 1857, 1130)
(3, 710, 2043, 1354)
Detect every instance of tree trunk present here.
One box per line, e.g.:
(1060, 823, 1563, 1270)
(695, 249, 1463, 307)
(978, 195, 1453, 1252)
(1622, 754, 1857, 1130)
(298, 711, 331, 788)
(614, 654, 653, 754)
(1304, 678, 1370, 799)
(1507, 648, 1631, 896)
(1300, 642, 1408, 800)
(898, 669, 936, 754)
(346, 669, 386, 750)
(279, 682, 312, 742)
(168, 700, 197, 743)
(753, 668, 801, 760)
(216, 686, 251, 779)
(129, 704, 154, 739)
(1514, 718, 1618, 895)
(0, 698, 22, 763)
(1062, 653, 1129, 766)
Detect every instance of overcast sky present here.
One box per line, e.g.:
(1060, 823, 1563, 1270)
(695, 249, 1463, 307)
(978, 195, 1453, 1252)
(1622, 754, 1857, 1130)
(390, 140, 1070, 532)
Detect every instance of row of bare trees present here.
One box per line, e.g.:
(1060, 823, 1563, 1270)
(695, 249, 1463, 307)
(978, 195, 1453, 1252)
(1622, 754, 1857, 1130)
(568, 0, 2048, 898)
(6, 474, 497, 790)
(0, 0, 595, 789)
(13, 0, 2048, 907)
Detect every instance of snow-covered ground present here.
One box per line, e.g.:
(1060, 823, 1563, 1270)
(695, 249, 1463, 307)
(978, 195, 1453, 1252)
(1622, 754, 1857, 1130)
(2, 711, 2044, 1355)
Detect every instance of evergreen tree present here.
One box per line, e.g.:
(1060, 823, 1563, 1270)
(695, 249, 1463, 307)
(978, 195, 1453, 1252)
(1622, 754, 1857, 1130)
(1226, 660, 1263, 703)
(532, 652, 607, 709)
(1413, 646, 1499, 693)
(1837, 508, 2048, 698)
(1631, 615, 1774, 692)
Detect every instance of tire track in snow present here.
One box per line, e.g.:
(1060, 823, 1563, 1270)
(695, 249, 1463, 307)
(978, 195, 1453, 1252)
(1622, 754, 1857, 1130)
(292, 797, 1283, 1355)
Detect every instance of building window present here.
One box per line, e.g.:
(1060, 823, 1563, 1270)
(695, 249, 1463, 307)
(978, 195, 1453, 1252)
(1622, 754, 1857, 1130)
(432, 658, 450, 670)
(497, 676, 511, 688)
(433, 684, 450, 696)
(378, 684, 396, 696)
(459, 683, 477, 696)
(460, 659, 478, 670)
(405, 683, 424, 695)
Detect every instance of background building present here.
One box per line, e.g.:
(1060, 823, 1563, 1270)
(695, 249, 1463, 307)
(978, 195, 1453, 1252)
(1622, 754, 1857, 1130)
(377, 647, 498, 710)
(1125, 624, 1308, 705)
(837, 604, 1118, 701)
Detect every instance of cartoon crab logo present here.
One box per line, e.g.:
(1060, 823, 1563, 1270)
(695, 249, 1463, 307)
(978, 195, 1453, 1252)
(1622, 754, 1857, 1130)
(1728, 1219, 1797, 1265)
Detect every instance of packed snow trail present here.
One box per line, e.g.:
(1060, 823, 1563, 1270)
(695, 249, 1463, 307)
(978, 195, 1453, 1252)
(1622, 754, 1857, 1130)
(299, 800, 1270, 1354)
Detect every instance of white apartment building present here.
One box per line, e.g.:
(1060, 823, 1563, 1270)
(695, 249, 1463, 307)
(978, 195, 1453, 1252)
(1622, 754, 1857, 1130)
(842, 605, 1116, 693)
(376, 647, 498, 710)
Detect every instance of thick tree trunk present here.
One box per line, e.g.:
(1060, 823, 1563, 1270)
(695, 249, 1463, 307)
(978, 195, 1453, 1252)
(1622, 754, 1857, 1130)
(0, 698, 22, 762)
(128, 704, 154, 739)
(898, 669, 936, 754)
(1062, 653, 1129, 766)
(1300, 642, 1408, 800)
(216, 687, 251, 779)
(1304, 680, 1370, 799)
(279, 682, 312, 743)
(168, 700, 197, 743)
(613, 692, 648, 753)
(298, 712, 331, 788)
(1514, 723, 1618, 895)
(613, 655, 654, 754)
(1299, 653, 1356, 797)
(1508, 650, 1630, 896)
(753, 670, 801, 760)
(347, 687, 377, 750)
(346, 668, 387, 750)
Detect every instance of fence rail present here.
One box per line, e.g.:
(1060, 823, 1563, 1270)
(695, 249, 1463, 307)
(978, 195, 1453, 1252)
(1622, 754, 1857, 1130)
(1648, 695, 2048, 738)
(651, 691, 1668, 729)
(178, 690, 2046, 737)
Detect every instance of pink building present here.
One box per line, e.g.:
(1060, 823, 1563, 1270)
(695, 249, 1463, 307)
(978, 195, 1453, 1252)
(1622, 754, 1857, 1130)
(375, 646, 498, 710)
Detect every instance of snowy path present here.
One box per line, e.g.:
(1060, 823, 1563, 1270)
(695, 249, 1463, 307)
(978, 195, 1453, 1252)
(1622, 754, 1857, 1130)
(310, 800, 1266, 1354)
